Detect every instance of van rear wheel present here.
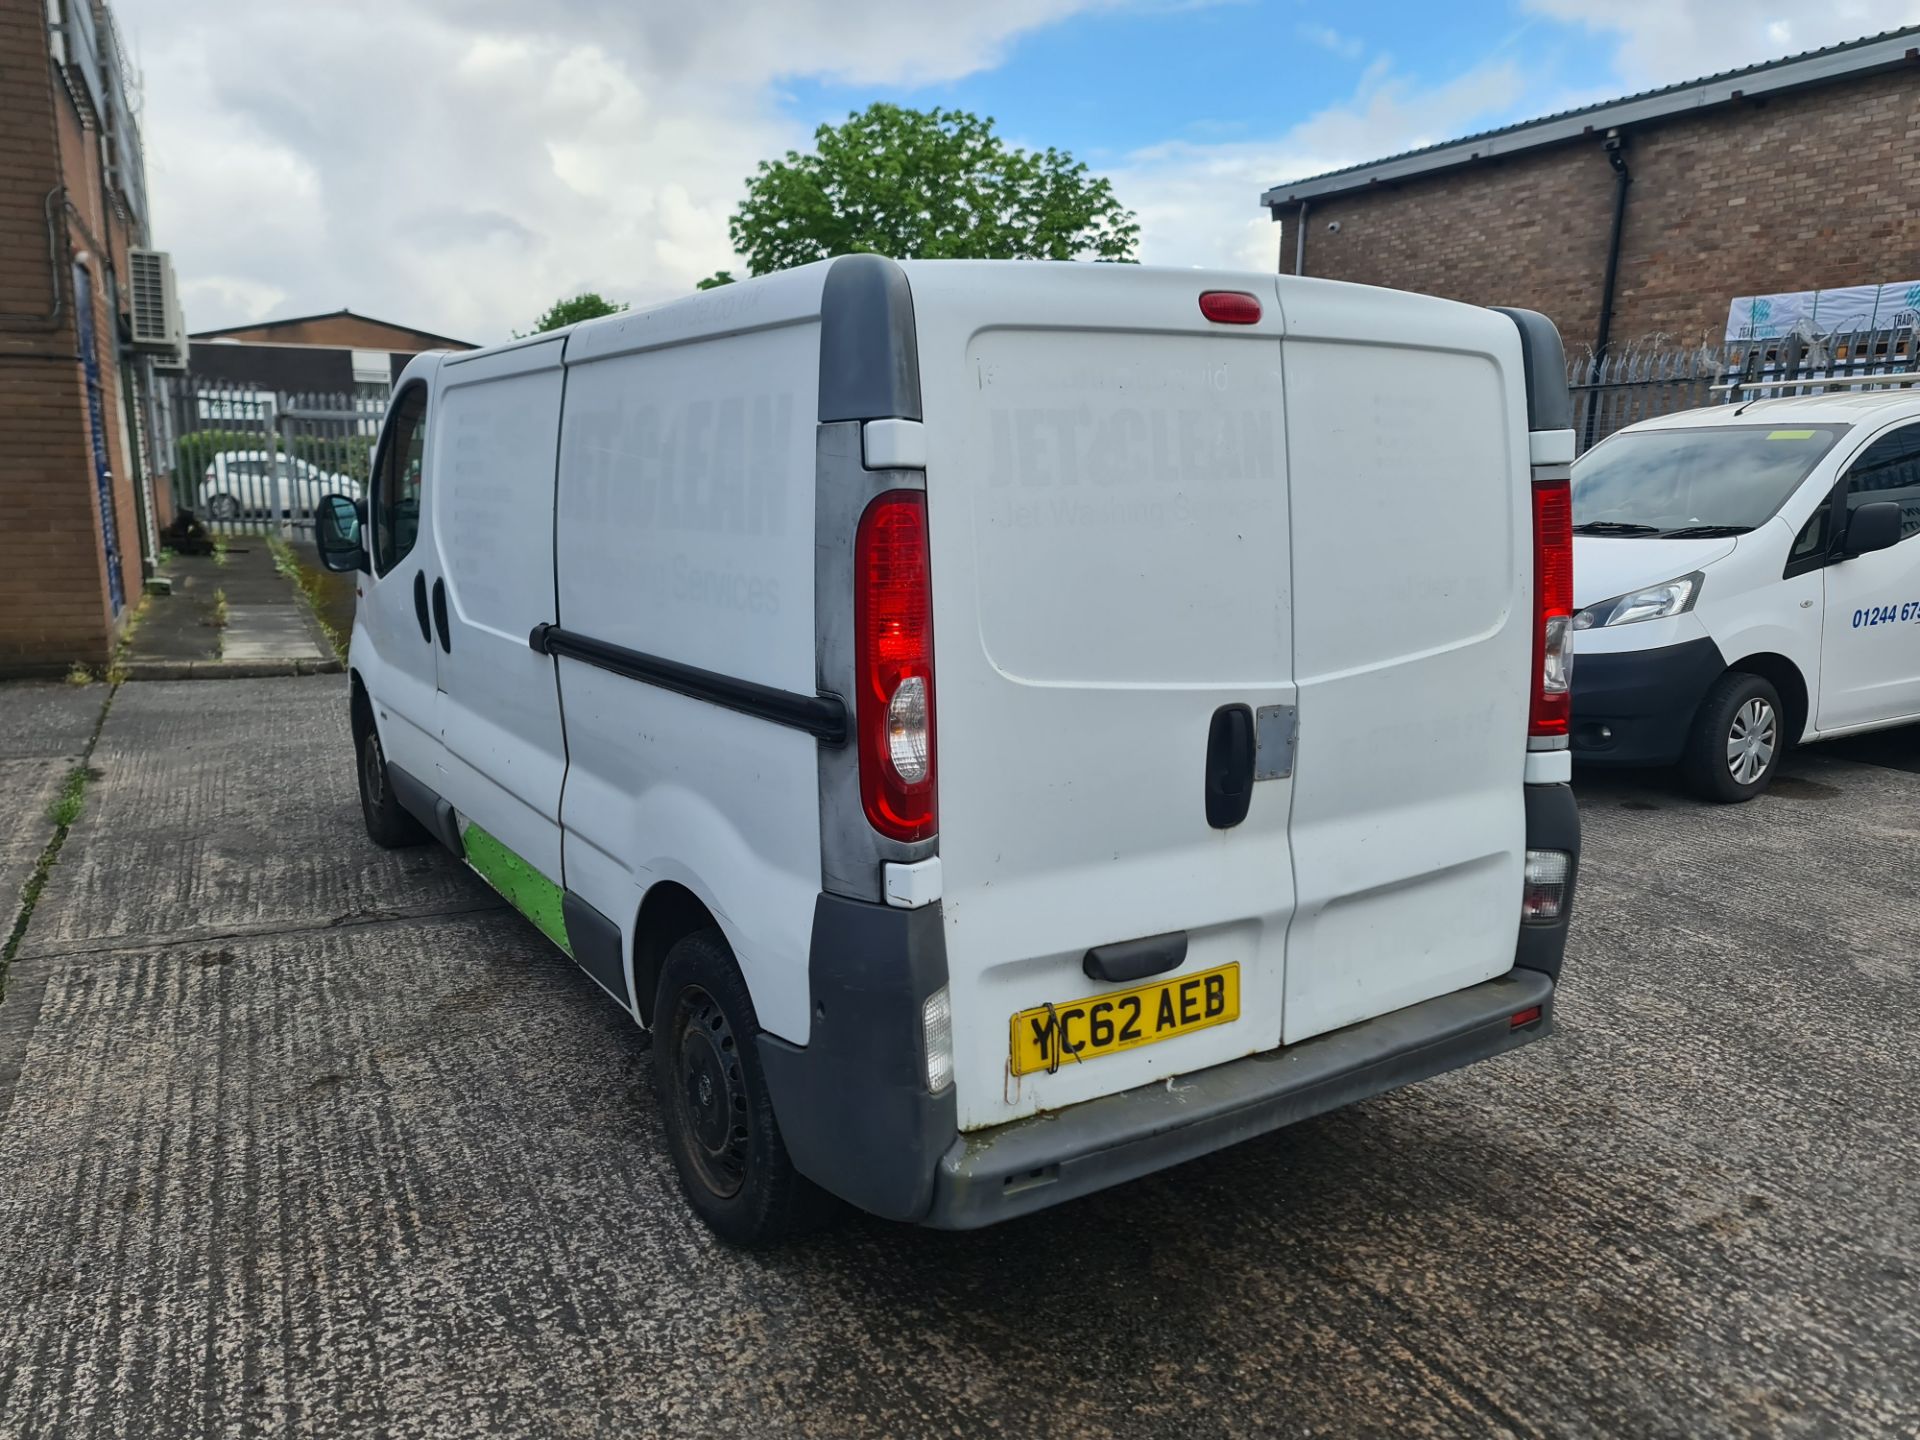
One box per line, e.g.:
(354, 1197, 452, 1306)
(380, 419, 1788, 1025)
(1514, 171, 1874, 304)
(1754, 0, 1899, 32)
(1682, 672, 1783, 803)
(652, 928, 837, 1247)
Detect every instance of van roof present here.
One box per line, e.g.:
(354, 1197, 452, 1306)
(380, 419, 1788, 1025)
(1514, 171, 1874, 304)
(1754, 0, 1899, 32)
(1622, 389, 1920, 432)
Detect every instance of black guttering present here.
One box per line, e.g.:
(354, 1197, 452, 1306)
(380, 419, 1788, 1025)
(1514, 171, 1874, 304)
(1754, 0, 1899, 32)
(818, 254, 922, 423)
(1590, 136, 1633, 395)
(1261, 25, 1920, 209)
(529, 624, 849, 744)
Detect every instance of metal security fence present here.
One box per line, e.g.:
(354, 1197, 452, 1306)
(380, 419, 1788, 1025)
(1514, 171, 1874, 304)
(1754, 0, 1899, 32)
(1568, 325, 1920, 454)
(160, 377, 384, 537)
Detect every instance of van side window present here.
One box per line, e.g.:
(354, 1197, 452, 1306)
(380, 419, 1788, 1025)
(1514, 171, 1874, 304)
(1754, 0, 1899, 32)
(372, 386, 429, 575)
(1845, 423, 1920, 542)
(1789, 505, 1829, 561)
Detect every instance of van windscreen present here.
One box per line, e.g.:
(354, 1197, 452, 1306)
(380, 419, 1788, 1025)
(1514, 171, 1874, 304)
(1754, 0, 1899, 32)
(1572, 424, 1844, 535)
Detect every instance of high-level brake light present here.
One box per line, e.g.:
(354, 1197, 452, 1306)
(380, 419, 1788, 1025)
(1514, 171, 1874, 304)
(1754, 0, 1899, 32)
(1199, 291, 1262, 325)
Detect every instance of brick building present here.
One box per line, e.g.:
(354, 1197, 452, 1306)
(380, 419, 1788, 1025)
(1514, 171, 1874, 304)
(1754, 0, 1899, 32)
(188, 309, 475, 395)
(0, 0, 167, 675)
(1262, 28, 1920, 362)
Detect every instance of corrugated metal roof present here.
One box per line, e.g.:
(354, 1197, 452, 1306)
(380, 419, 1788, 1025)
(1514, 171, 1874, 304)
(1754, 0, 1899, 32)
(1262, 25, 1920, 208)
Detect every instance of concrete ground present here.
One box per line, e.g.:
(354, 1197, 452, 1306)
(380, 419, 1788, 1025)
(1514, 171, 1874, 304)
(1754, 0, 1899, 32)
(124, 544, 338, 679)
(0, 682, 104, 941)
(1, 676, 1916, 1437)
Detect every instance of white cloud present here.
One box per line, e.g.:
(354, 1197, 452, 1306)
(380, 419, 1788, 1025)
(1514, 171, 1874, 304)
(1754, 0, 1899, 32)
(1297, 23, 1365, 61)
(1517, 0, 1920, 87)
(114, 0, 1114, 341)
(115, 0, 1920, 342)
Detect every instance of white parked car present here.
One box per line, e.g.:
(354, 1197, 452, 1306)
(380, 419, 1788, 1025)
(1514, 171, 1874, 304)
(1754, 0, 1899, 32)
(315, 257, 1580, 1244)
(1571, 384, 1920, 800)
(198, 450, 360, 520)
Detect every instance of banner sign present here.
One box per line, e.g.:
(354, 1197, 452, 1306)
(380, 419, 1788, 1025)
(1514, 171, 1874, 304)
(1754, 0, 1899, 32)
(1727, 281, 1920, 342)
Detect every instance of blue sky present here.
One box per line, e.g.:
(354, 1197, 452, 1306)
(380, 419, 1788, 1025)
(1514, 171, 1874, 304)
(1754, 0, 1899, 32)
(778, 3, 1561, 171)
(121, 0, 1920, 338)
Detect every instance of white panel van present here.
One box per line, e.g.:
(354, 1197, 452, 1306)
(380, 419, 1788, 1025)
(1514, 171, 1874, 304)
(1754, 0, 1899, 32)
(315, 258, 1580, 1245)
(1570, 386, 1920, 800)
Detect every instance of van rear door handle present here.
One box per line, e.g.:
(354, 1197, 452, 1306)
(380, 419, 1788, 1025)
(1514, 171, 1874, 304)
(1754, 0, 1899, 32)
(412, 572, 432, 644)
(431, 577, 451, 654)
(1084, 931, 1189, 983)
(1204, 704, 1254, 829)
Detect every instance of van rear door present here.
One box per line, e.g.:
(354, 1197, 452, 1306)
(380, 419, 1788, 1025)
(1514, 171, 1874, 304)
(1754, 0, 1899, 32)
(903, 263, 1296, 1132)
(1275, 284, 1534, 1045)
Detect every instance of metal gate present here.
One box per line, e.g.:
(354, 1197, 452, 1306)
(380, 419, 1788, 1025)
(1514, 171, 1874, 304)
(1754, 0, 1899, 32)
(1568, 324, 1920, 453)
(160, 377, 385, 538)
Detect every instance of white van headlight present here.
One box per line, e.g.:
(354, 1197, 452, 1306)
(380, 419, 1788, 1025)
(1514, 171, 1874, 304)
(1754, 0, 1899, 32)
(1572, 572, 1703, 630)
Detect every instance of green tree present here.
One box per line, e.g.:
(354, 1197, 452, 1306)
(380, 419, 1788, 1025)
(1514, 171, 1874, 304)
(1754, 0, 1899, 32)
(720, 104, 1138, 279)
(519, 292, 627, 336)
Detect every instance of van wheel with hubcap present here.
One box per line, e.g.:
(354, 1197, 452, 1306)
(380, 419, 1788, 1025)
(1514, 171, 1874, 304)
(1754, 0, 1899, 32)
(350, 698, 429, 847)
(653, 928, 836, 1247)
(206, 494, 239, 521)
(1682, 672, 1783, 803)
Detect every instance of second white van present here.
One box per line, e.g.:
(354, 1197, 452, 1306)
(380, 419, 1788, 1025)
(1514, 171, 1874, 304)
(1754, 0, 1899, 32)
(316, 258, 1580, 1245)
(1571, 384, 1920, 800)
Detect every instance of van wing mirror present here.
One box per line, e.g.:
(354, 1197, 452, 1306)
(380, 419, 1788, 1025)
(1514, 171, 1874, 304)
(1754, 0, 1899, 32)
(1843, 501, 1902, 558)
(315, 493, 368, 573)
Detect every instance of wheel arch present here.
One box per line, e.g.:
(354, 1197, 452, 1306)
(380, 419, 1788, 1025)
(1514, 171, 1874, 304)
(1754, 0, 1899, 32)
(1724, 651, 1810, 744)
(631, 880, 722, 1028)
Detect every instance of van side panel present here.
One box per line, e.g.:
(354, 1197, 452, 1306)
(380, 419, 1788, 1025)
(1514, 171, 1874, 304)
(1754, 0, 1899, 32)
(552, 318, 824, 1042)
(431, 341, 570, 884)
(1277, 283, 1531, 1044)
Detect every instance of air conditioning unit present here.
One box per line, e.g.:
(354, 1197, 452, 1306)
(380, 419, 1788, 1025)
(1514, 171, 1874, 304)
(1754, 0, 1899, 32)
(154, 287, 188, 373)
(128, 249, 186, 367)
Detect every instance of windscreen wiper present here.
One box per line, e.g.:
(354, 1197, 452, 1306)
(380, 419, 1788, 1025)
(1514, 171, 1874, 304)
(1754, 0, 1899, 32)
(1571, 521, 1662, 535)
(1659, 524, 1754, 538)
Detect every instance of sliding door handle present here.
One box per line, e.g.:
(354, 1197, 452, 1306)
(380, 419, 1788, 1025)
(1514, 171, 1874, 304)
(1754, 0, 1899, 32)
(431, 577, 451, 653)
(412, 572, 431, 644)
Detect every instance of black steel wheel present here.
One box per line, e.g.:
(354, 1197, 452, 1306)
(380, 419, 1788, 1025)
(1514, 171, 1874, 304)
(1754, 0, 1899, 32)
(666, 983, 751, 1200)
(652, 928, 838, 1246)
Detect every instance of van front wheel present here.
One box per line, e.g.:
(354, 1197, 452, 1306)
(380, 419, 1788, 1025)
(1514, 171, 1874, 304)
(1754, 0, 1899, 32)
(350, 699, 429, 848)
(653, 929, 836, 1247)
(1682, 672, 1783, 803)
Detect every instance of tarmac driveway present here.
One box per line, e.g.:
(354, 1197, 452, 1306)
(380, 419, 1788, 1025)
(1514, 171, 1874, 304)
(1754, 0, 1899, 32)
(0, 675, 1915, 1437)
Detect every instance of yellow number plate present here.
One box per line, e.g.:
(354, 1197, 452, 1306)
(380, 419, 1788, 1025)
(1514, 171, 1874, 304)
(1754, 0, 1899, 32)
(1008, 963, 1240, 1077)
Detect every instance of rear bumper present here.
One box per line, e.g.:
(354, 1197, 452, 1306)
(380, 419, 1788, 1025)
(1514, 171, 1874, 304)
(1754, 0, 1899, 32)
(1571, 636, 1724, 766)
(923, 966, 1555, 1229)
(764, 783, 1576, 1228)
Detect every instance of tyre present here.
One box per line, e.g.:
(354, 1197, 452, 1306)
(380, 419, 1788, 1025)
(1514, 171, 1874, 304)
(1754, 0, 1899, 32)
(652, 928, 837, 1247)
(1682, 671, 1783, 803)
(350, 697, 429, 848)
(206, 493, 240, 521)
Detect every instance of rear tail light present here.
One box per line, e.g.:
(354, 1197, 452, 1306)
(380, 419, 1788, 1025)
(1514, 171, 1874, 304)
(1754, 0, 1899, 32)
(1522, 848, 1569, 922)
(1530, 477, 1573, 737)
(855, 490, 936, 842)
(1510, 1005, 1544, 1029)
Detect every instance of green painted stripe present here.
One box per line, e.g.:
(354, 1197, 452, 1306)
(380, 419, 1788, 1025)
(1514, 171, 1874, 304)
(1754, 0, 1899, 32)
(461, 822, 572, 956)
